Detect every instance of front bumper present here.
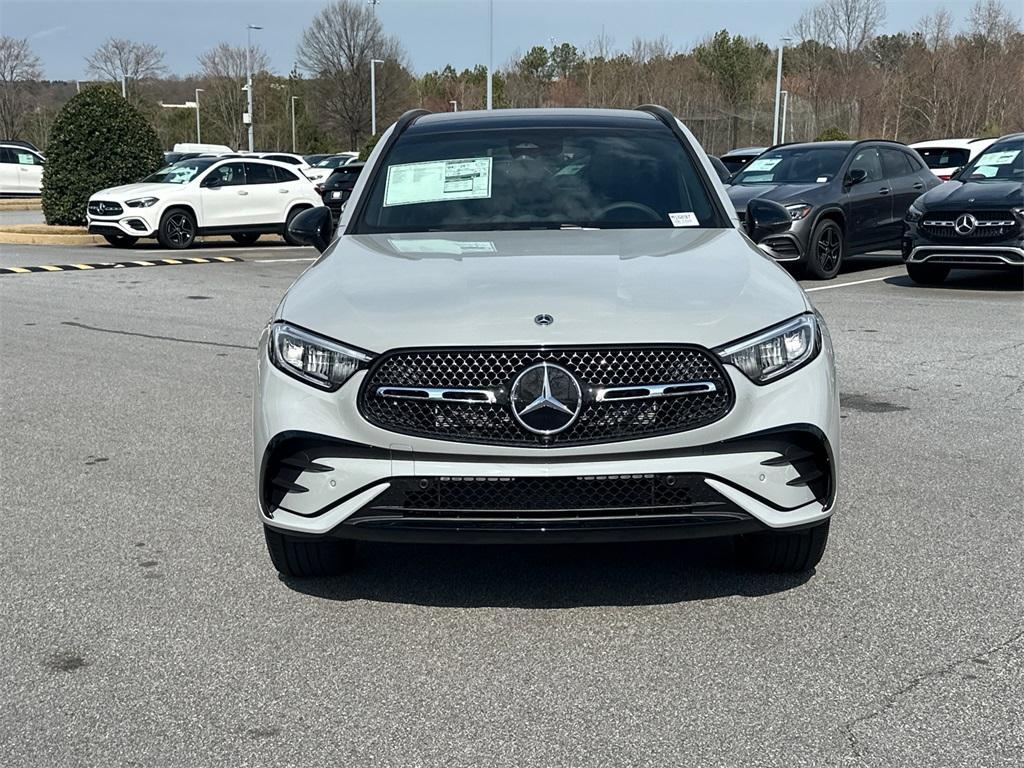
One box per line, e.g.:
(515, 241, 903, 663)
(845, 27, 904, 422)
(902, 221, 1024, 269)
(87, 210, 159, 238)
(254, 333, 840, 542)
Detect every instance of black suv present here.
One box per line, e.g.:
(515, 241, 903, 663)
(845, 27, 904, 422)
(319, 162, 364, 221)
(902, 133, 1023, 284)
(728, 141, 941, 279)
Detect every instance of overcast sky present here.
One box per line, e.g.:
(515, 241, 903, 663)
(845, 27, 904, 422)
(2, 0, 997, 80)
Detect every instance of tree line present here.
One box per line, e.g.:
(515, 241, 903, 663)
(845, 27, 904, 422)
(1, 0, 1021, 157)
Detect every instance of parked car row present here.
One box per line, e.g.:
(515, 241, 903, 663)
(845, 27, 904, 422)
(0, 139, 45, 196)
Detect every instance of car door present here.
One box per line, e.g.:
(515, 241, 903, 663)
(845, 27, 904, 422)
(243, 162, 283, 226)
(879, 147, 926, 244)
(199, 161, 248, 228)
(13, 149, 44, 195)
(844, 146, 892, 251)
(272, 165, 305, 223)
(0, 148, 18, 194)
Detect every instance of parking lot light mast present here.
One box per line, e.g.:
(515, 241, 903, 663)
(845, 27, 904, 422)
(450, 100, 458, 112)
(772, 37, 791, 146)
(370, 59, 384, 135)
(195, 88, 204, 143)
(780, 90, 789, 143)
(291, 96, 299, 153)
(246, 24, 263, 152)
(487, 0, 493, 110)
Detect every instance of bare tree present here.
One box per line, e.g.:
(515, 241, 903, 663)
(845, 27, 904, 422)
(298, 0, 409, 148)
(822, 0, 887, 56)
(197, 43, 270, 150)
(86, 38, 167, 97)
(0, 36, 43, 138)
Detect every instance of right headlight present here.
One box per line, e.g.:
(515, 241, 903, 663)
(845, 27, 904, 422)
(269, 322, 373, 391)
(714, 313, 821, 384)
(906, 203, 924, 222)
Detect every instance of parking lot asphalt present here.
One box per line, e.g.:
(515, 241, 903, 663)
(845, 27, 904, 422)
(1, 244, 1021, 767)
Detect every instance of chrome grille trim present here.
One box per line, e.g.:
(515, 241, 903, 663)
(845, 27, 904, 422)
(376, 386, 498, 404)
(594, 381, 718, 402)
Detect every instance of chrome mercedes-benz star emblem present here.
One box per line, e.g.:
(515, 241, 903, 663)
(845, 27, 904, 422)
(954, 213, 977, 235)
(510, 362, 582, 435)
(534, 313, 554, 326)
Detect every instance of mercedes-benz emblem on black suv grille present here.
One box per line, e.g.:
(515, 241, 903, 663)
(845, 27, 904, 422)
(510, 362, 582, 435)
(534, 313, 554, 326)
(954, 213, 977, 235)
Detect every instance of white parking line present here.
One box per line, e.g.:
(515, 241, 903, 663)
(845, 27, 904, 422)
(805, 275, 894, 292)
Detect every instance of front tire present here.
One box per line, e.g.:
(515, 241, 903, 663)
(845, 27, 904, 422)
(231, 232, 260, 246)
(157, 208, 197, 250)
(263, 526, 352, 578)
(736, 519, 830, 573)
(906, 262, 950, 285)
(804, 219, 844, 280)
(103, 233, 138, 248)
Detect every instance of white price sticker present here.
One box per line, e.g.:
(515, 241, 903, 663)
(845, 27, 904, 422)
(669, 212, 699, 227)
(384, 157, 492, 207)
(978, 150, 1019, 166)
(745, 157, 781, 172)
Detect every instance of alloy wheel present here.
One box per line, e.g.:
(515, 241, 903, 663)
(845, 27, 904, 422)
(815, 226, 841, 273)
(166, 213, 194, 246)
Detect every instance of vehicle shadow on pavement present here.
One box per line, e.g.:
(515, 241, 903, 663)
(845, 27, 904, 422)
(280, 539, 812, 608)
(885, 271, 1023, 292)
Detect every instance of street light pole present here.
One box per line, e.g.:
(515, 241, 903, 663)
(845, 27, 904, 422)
(772, 37, 791, 146)
(780, 90, 789, 143)
(486, 0, 493, 110)
(450, 100, 458, 112)
(246, 24, 262, 152)
(195, 88, 204, 143)
(370, 59, 384, 135)
(291, 96, 299, 153)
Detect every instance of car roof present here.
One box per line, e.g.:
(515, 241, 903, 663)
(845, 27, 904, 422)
(721, 146, 767, 156)
(406, 107, 663, 135)
(910, 138, 987, 149)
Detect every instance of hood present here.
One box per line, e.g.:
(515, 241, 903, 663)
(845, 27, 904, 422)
(277, 229, 809, 352)
(917, 179, 1024, 210)
(727, 183, 825, 212)
(91, 182, 172, 200)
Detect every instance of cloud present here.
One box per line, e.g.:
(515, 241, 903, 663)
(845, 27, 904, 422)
(30, 25, 68, 40)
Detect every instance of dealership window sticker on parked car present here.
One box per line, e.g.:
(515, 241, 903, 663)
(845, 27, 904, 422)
(668, 212, 699, 227)
(979, 150, 1019, 166)
(744, 157, 782, 173)
(383, 157, 493, 207)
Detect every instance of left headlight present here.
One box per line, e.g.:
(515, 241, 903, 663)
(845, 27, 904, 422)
(714, 313, 821, 384)
(269, 322, 374, 391)
(785, 203, 812, 221)
(126, 197, 159, 208)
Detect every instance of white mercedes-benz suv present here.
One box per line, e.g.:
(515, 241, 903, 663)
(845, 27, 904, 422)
(86, 156, 323, 249)
(255, 107, 840, 577)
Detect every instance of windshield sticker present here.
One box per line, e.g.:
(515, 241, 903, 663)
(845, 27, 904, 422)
(669, 212, 699, 227)
(383, 157, 492, 207)
(388, 239, 497, 255)
(16, 153, 35, 164)
(745, 157, 781, 172)
(978, 150, 1019, 166)
(816, 176, 829, 183)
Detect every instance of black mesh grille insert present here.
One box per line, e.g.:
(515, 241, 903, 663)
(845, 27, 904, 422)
(358, 346, 734, 446)
(356, 473, 743, 519)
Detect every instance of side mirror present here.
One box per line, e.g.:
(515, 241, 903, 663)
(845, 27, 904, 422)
(744, 198, 791, 242)
(845, 168, 867, 186)
(287, 206, 333, 253)
(202, 176, 222, 189)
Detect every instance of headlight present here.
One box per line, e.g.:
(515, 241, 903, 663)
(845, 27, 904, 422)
(785, 203, 812, 221)
(714, 314, 820, 384)
(269, 322, 373, 390)
(126, 197, 159, 208)
(906, 204, 924, 222)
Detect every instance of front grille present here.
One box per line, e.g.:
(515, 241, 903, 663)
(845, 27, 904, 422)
(921, 210, 1019, 241)
(352, 473, 745, 520)
(359, 346, 734, 447)
(88, 200, 123, 216)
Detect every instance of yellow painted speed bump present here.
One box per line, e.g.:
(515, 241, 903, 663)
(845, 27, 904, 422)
(0, 256, 243, 276)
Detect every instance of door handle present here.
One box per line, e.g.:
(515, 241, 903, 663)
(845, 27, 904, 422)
(237, 190, 248, 196)
(913, 183, 924, 190)
(278, 188, 288, 193)
(878, 187, 891, 195)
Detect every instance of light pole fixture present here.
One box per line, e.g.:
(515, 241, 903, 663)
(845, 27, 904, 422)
(291, 96, 299, 153)
(772, 37, 791, 146)
(370, 59, 385, 135)
(246, 24, 263, 152)
(195, 88, 204, 143)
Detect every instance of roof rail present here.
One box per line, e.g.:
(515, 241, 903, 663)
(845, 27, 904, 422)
(1, 139, 40, 152)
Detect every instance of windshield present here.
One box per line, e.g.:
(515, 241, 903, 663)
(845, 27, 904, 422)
(958, 140, 1023, 181)
(315, 155, 355, 169)
(733, 147, 848, 185)
(915, 147, 970, 169)
(142, 159, 216, 184)
(353, 126, 720, 233)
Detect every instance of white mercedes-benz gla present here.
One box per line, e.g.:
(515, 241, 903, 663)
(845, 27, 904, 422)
(254, 107, 840, 578)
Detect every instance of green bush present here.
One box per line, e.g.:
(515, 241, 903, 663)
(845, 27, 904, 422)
(815, 126, 852, 142)
(42, 86, 164, 225)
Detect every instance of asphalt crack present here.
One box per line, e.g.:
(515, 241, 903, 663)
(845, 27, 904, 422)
(62, 321, 255, 350)
(840, 628, 1024, 759)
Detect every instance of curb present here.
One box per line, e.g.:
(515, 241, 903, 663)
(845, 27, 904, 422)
(0, 198, 42, 211)
(0, 231, 104, 245)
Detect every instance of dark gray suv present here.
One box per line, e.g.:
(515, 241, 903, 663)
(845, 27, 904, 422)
(728, 141, 941, 279)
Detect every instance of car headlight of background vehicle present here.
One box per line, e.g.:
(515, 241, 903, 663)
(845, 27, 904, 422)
(785, 203, 812, 221)
(714, 314, 821, 384)
(269, 322, 373, 390)
(126, 197, 159, 208)
(906, 204, 924, 222)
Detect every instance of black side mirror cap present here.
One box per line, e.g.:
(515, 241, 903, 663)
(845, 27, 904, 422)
(287, 206, 334, 253)
(744, 198, 792, 242)
(845, 167, 867, 186)
(202, 176, 222, 189)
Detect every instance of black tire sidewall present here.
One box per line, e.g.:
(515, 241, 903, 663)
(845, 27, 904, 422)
(103, 233, 138, 247)
(231, 232, 260, 245)
(805, 219, 844, 280)
(907, 262, 950, 284)
(158, 208, 196, 250)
